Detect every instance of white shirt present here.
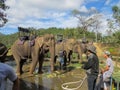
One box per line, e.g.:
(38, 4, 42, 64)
(0, 63, 17, 90)
(106, 58, 114, 74)
(103, 57, 114, 81)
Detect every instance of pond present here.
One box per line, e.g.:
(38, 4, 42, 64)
(5, 60, 88, 90)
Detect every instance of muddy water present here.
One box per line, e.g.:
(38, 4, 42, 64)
(5, 61, 88, 90)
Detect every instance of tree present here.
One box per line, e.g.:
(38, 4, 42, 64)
(90, 15, 102, 42)
(112, 6, 120, 26)
(72, 8, 102, 39)
(0, 0, 9, 27)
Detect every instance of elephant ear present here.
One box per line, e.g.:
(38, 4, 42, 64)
(44, 34, 54, 41)
(36, 36, 44, 48)
(36, 34, 54, 48)
(43, 34, 54, 44)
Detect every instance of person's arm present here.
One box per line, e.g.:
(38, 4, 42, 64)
(82, 57, 94, 70)
(101, 65, 110, 73)
(6, 65, 19, 90)
(101, 59, 110, 73)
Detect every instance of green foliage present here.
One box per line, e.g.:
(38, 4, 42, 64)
(0, 0, 9, 27)
(0, 33, 18, 48)
(112, 6, 119, 17)
(112, 6, 120, 25)
(0, 27, 98, 48)
(112, 31, 120, 43)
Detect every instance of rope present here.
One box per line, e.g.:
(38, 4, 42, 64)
(61, 75, 87, 90)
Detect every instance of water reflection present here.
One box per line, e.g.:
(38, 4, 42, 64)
(5, 61, 87, 90)
(18, 77, 49, 90)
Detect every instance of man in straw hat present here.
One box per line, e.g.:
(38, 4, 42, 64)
(81, 45, 99, 90)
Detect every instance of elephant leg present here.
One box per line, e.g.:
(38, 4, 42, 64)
(38, 56, 44, 74)
(20, 59, 26, 74)
(64, 56, 67, 66)
(54, 55, 58, 64)
(63, 56, 67, 70)
(29, 59, 38, 74)
(68, 50, 72, 64)
(29, 51, 40, 74)
(59, 62, 61, 70)
(68, 54, 71, 64)
(16, 62, 21, 75)
(13, 55, 21, 75)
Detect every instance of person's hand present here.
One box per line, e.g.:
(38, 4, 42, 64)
(100, 68, 104, 74)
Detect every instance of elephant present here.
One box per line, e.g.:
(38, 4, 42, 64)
(55, 38, 77, 65)
(72, 40, 97, 63)
(72, 41, 88, 62)
(11, 34, 55, 75)
(55, 38, 88, 64)
(0, 42, 9, 62)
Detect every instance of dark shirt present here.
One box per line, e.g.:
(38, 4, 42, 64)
(82, 53, 99, 77)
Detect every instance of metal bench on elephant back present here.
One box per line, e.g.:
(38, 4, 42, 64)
(18, 27, 36, 46)
(56, 34, 63, 43)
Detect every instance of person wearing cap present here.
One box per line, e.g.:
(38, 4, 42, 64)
(81, 45, 99, 90)
(101, 51, 114, 90)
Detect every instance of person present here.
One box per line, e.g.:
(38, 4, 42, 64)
(81, 45, 99, 90)
(0, 62, 19, 90)
(101, 51, 114, 90)
(57, 50, 64, 70)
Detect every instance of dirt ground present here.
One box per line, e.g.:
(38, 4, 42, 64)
(4, 42, 120, 90)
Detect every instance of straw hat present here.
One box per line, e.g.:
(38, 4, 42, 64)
(87, 45, 96, 54)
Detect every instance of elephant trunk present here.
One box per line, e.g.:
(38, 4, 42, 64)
(50, 39, 55, 71)
(29, 59, 38, 74)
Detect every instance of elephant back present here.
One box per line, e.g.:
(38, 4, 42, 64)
(55, 38, 76, 56)
(11, 39, 34, 57)
(64, 38, 77, 51)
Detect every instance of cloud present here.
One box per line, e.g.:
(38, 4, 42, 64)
(1, 0, 117, 35)
(6, 0, 85, 19)
(4, 0, 85, 32)
(117, 1, 120, 7)
(105, 0, 111, 5)
(79, 6, 88, 12)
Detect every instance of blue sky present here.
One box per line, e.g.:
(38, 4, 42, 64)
(0, 0, 120, 35)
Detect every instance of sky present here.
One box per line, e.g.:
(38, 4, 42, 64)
(0, 0, 120, 35)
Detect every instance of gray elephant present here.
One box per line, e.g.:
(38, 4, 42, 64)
(55, 39, 76, 65)
(11, 34, 55, 75)
(72, 41, 88, 62)
(55, 39, 88, 64)
(0, 42, 9, 62)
